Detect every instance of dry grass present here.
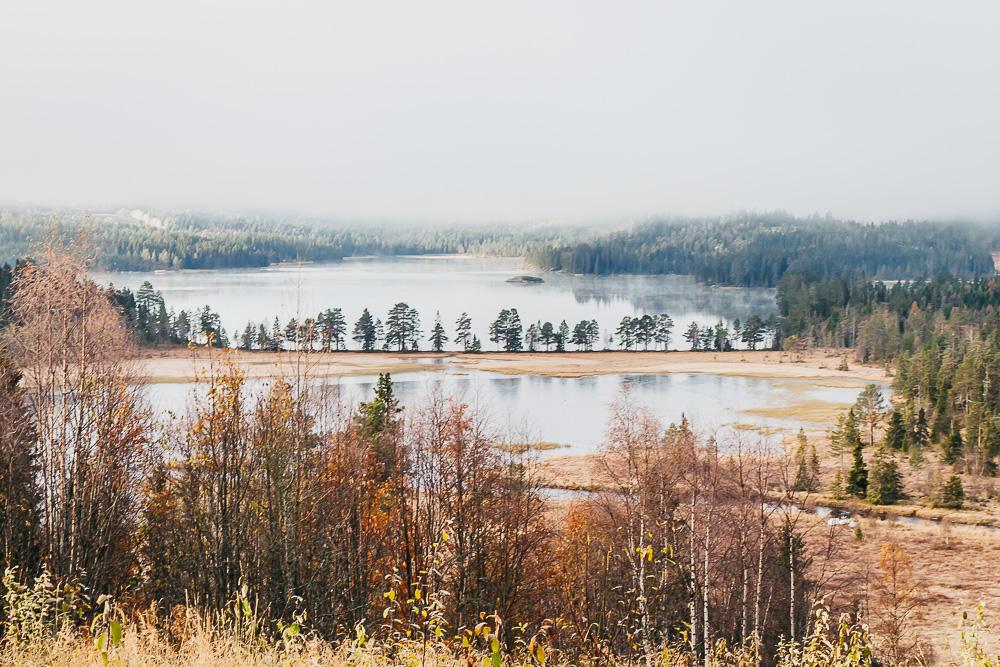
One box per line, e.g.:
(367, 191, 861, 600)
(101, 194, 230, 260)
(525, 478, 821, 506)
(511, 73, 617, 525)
(132, 348, 889, 383)
(493, 441, 570, 454)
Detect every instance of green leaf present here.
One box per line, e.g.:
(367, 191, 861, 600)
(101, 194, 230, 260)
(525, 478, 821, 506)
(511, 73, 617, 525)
(110, 620, 122, 647)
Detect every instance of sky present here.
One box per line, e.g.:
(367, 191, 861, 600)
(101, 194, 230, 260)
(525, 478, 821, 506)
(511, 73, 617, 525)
(1, 1, 998, 224)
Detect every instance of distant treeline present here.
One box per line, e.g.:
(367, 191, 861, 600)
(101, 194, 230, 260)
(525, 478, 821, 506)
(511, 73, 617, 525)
(0, 208, 566, 270)
(527, 214, 998, 286)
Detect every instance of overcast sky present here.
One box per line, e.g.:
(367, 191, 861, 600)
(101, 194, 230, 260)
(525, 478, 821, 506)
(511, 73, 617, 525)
(1, 1, 998, 223)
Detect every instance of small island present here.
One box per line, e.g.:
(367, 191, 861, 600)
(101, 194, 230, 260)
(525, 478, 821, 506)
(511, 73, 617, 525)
(505, 275, 544, 284)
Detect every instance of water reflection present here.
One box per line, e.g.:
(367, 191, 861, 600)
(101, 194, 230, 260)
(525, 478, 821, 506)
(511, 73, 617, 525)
(146, 369, 872, 454)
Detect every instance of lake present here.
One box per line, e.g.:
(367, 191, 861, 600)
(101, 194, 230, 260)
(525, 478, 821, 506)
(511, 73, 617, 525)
(147, 367, 871, 454)
(94, 256, 776, 350)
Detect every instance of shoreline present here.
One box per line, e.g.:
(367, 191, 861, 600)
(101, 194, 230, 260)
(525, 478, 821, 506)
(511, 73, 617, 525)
(133, 347, 888, 385)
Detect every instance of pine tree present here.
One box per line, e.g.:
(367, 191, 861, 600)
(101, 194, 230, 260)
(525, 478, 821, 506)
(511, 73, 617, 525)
(867, 447, 903, 505)
(740, 315, 766, 350)
(713, 321, 730, 352)
(540, 321, 554, 351)
(318, 308, 347, 351)
(883, 410, 908, 451)
(616, 316, 635, 350)
(525, 323, 539, 351)
(430, 311, 448, 352)
(468, 335, 482, 352)
(557, 320, 569, 352)
(655, 313, 674, 350)
(489, 309, 510, 351)
(636, 315, 656, 350)
(855, 384, 886, 447)
(683, 321, 700, 351)
(385, 303, 415, 351)
(454, 312, 472, 351)
(406, 306, 422, 350)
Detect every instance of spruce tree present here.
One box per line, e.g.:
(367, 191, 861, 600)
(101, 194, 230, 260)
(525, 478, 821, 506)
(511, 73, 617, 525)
(792, 428, 816, 492)
(883, 410, 908, 451)
(936, 475, 965, 509)
(943, 423, 963, 465)
(846, 440, 868, 498)
(505, 308, 523, 351)
(430, 311, 448, 352)
(352, 308, 377, 351)
(910, 407, 929, 451)
(866, 447, 903, 505)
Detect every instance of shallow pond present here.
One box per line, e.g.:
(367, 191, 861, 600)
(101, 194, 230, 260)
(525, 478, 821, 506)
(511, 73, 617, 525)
(147, 368, 872, 454)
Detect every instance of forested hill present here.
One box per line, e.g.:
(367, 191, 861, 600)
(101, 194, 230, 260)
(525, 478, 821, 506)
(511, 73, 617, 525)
(526, 215, 999, 286)
(0, 208, 561, 270)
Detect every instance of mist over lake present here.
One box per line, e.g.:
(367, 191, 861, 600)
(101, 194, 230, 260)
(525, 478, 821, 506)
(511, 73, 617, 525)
(94, 255, 776, 350)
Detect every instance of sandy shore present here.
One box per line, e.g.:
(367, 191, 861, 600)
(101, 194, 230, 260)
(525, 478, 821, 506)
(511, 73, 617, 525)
(134, 347, 888, 384)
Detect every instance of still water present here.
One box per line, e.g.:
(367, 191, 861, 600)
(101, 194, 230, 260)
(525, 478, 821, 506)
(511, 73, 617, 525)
(95, 256, 776, 350)
(147, 368, 868, 454)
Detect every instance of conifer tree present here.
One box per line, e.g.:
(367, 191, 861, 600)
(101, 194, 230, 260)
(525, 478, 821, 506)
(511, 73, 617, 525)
(239, 323, 256, 351)
(454, 312, 472, 351)
(654, 313, 674, 350)
(489, 309, 510, 351)
(855, 384, 886, 447)
(792, 428, 816, 492)
(936, 474, 964, 509)
(539, 321, 554, 351)
(352, 308, 377, 351)
(943, 423, 963, 465)
(505, 308, 523, 351)
(556, 320, 569, 352)
(910, 408, 929, 451)
(683, 321, 700, 351)
(430, 311, 448, 352)
(867, 447, 903, 505)
(883, 410, 908, 451)
(846, 439, 868, 498)
(616, 316, 635, 350)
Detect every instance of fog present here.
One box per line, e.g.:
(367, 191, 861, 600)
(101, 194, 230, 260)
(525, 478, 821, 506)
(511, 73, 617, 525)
(1, 1, 998, 223)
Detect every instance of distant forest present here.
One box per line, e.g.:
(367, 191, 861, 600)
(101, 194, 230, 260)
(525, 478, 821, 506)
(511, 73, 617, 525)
(527, 214, 999, 286)
(0, 208, 562, 271)
(5, 209, 998, 287)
